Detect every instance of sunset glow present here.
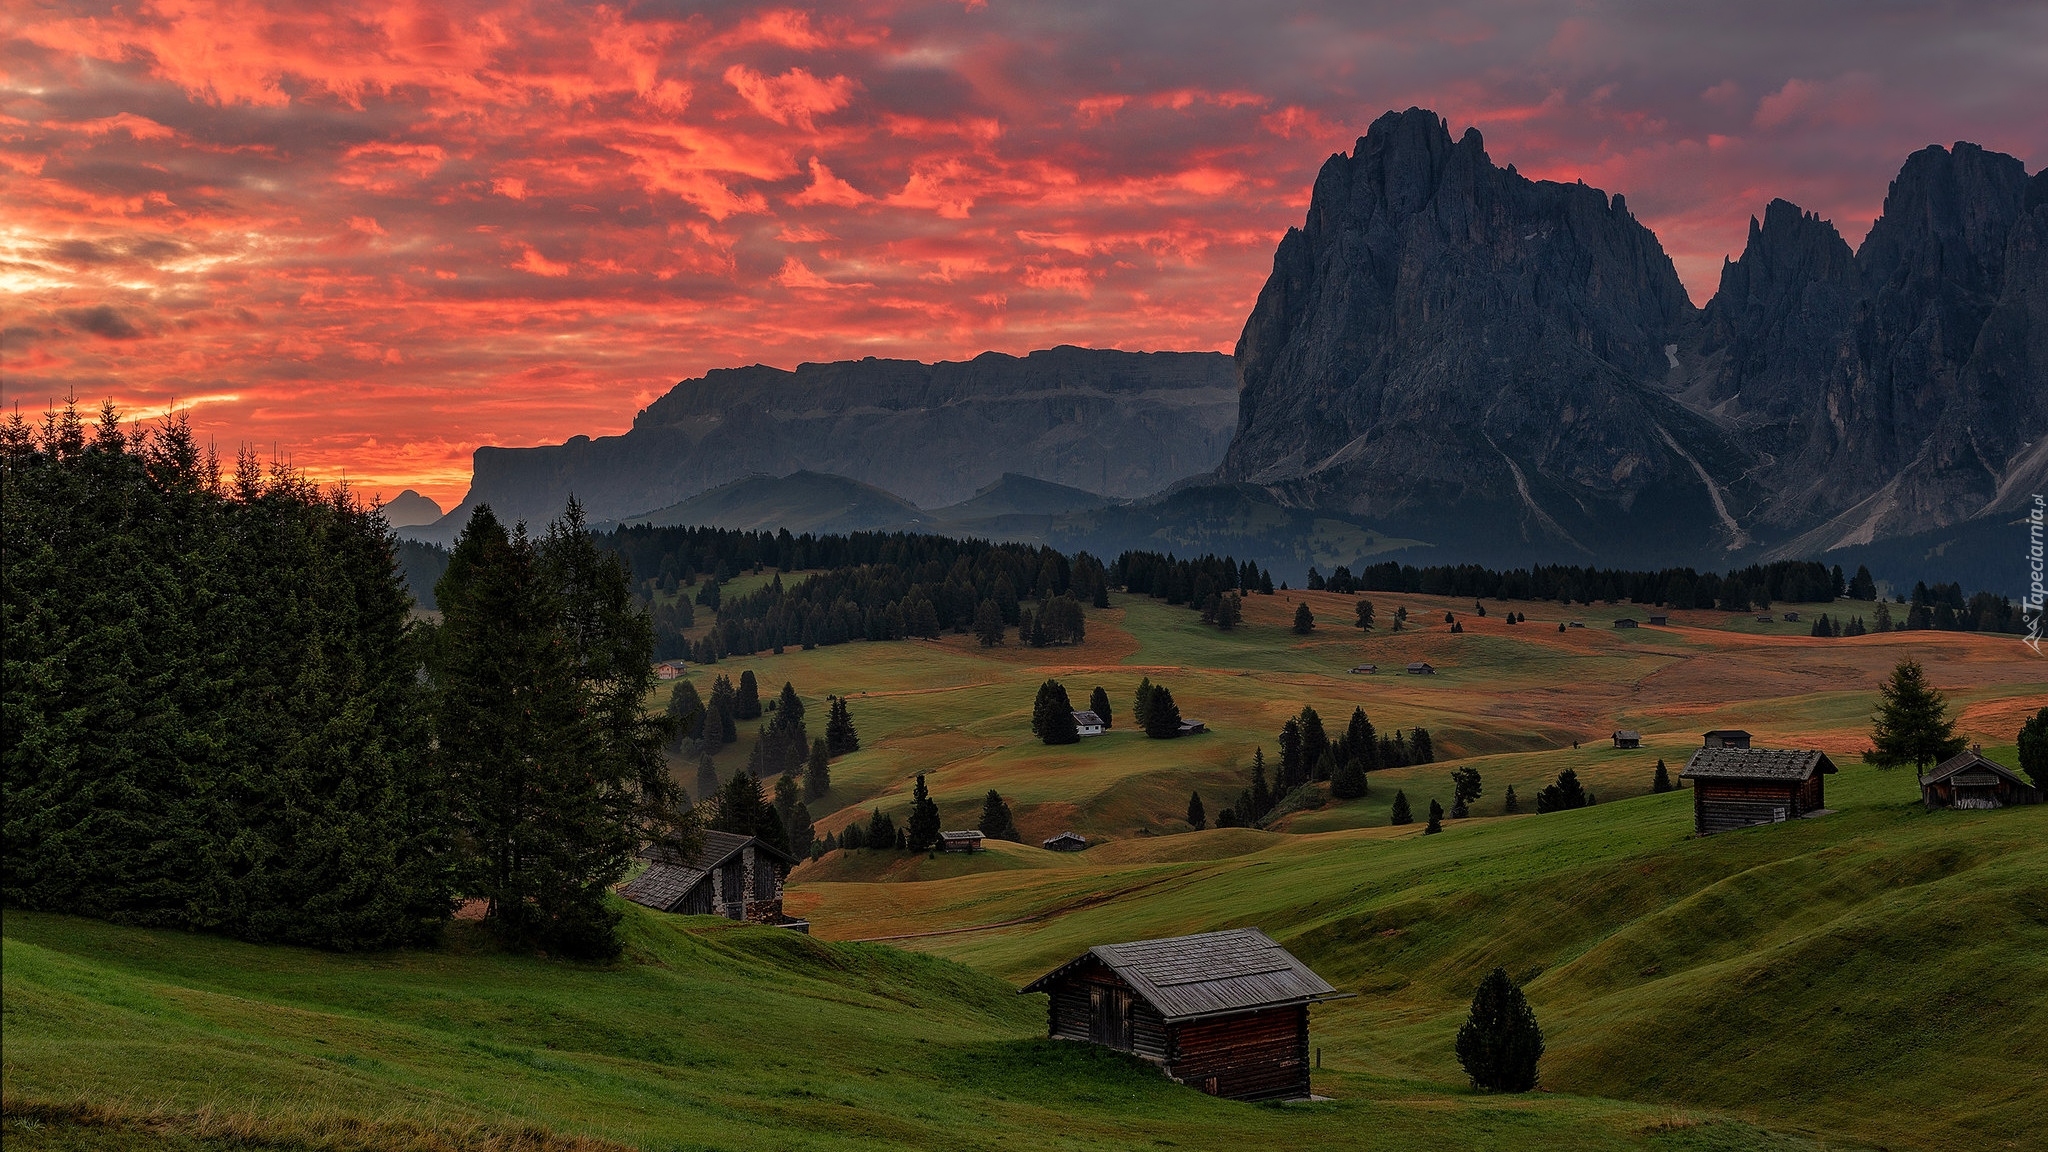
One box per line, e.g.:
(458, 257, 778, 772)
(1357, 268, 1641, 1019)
(6, 0, 2043, 509)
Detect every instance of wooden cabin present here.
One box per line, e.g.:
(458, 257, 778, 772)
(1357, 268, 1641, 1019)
(1020, 928, 1347, 1101)
(1680, 747, 1836, 835)
(1177, 719, 1208, 735)
(617, 831, 802, 927)
(1612, 729, 1641, 749)
(1702, 729, 1752, 749)
(940, 830, 986, 853)
(1920, 747, 2039, 810)
(1782, 611, 1801, 622)
(1613, 618, 1638, 629)
(1647, 614, 1670, 626)
(1072, 710, 1105, 737)
(1406, 662, 1435, 675)
(1349, 664, 1378, 674)
(1043, 831, 1088, 852)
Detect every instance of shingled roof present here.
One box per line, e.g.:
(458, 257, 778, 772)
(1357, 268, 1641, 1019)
(1920, 749, 2027, 788)
(1020, 928, 1344, 1022)
(1680, 747, 1837, 782)
(616, 830, 794, 912)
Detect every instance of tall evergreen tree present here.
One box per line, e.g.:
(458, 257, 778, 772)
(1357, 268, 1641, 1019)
(1390, 790, 1413, 825)
(906, 774, 942, 852)
(1142, 685, 1182, 739)
(1503, 785, 1519, 814)
(707, 675, 739, 743)
(973, 598, 1005, 646)
(1863, 659, 1967, 770)
(1450, 767, 1482, 816)
(1455, 967, 1544, 1092)
(1297, 707, 1329, 784)
(1032, 679, 1080, 744)
(1088, 685, 1113, 729)
(1250, 750, 1273, 821)
(1356, 599, 1375, 630)
(1331, 757, 1367, 800)
(2020, 708, 2048, 790)
(1344, 707, 1377, 770)
(667, 680, 707, 755)
(735, 669, 763, 719)
(978, 789, 1020, 841)
(773, 773, 813, 858)
(1652, 759, 1673, 793)
(1133, 676, 1156, 729)
(1411, 727, 1436, 764)
(1293, 602, 1315, 634)
(825, 696, 859, 755)
(1424, 799, 1444, 833)
(1186, 791, 1206, 829)
(1278, 719, 1304, 790)
(1535, 768, 1589, 813)
(803, 738, 832, 801)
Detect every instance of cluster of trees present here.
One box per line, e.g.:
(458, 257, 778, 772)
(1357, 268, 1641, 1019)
(814, 774, 944, 855)
(1304, 565, 1364, 593)
(1210, 705, 1438, 828)
(1116, 550, 1281, 628)
(1132, 678, 1185, 739)
(668, 673, 858, 803)
(3, 404, 691, 959)
(610, 526, 1111, 660)
(1534, 769, 1595, 813)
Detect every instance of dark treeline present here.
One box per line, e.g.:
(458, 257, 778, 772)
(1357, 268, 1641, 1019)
(601, 524, 1109, 660)
(1214, 704, 1436, 829)
(3, 404, 687, 959)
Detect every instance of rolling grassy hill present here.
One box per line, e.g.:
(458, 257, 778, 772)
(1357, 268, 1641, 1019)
(6, 585, 2042, 1151)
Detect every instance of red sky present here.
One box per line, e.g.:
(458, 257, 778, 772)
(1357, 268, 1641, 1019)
(6, 1, 2043, 510)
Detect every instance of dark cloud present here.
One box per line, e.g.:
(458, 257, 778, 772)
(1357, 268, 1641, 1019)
(60, 306, 143, 340)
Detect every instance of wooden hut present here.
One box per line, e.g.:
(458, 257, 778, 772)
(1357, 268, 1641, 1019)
(1647, 614, 1670, 626)
(1702, 729, 1752, 749)
(1406, 661, 1435, 675)
(1680, 747, 1836, 835)
(1919, 747, 2039, 810)
(1612, 729, 1642, 749)
(940, 830, 986, 853)
(617, 831, 802, 927)
(1613, 618, 1639, 629)
(1042, 831, 1088, 852)
(1020, 928, 1348, 1100)
(1072, 710, 1105, 737)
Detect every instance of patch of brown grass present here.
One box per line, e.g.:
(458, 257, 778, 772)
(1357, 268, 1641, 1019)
(0, 1094, 632, 1152)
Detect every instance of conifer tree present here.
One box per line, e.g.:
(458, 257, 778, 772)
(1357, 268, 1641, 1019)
(1450, 766, 1482, 816)
(840, 820, 865, 851)
(1298, 707, 1329, 782)
(1142, 684, 1182, 738)
(707, 675, 739, 743)
(1278, 718, 1304, 789)
(1535, 768, 1588, 813)
(1411, 727, 1436, 764)
(906, 774, 941, 852)
(978, 789, 1020, 841)
(735, 669, 763, 719)
(1213, 591, 1243, 629)
(973, 599, 1005, 646)
(825, 695, 859, 755)
(667, 680, 707, 755)
(2021, 708, 2048, 790)
(1186, 791, 1206, 829)
(1259, 568, 1275, 595)
(1345, 707, 1378, 771)
(1089, 685, 1113, 729)
(1455, 967, 1543, 1092)
(1652, 759, 1673, 793)
(865, 808, 896, 851)
(1032, 679, 1080, 744)
(803, 738, 832, 801)
(1293, 602, 1315, 634)
(1331, 757, 1367, 800)
(774, 773, 813, 857)
(696, 753, 721, 804)
(1390, 790, 1413, 825)
(1250, 750, 1272, 821)
(1425, 799, 1444, 833)
(1503, 785, 1519, 814)
(1133, 677, 1155, 729)
(1864, 658, 1967, 770)
(1356, 599, 1375, 630)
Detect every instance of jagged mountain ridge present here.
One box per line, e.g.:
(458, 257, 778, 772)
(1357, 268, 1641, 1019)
(411, 346, 1237, 544)
(1219, 108, 2044, 564)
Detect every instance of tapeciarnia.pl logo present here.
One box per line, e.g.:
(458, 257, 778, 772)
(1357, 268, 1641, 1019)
(2027, 493, 2044, 656)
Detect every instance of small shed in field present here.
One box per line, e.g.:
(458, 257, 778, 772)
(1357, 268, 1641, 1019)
(1612, 729, 1641, 749)
(618, 831, 801, 926)
(1782, 611, 1801, 622)
(1178, 719, 1208, 735)
(940, 830, 986, 853)
(1647, 614, 1670, 626)
(1919, 747, 2039, 810)
(1043, 831, 1088, 852)
(1020, 928, 1348, 1100)
(1406, 661, 1435, 675)
(1680, 747, 1836, 835)
(1349, 664, 1377, 674)
(1072, 710, 1105, 737)
(1702, 729, 1752, 749)
(1613, 618, 1638, 629)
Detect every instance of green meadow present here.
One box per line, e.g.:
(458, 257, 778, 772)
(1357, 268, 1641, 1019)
(6, 588, 2043, 1151)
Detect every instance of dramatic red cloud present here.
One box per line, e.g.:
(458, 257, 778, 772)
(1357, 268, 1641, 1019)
(4, 1, 2042, 507)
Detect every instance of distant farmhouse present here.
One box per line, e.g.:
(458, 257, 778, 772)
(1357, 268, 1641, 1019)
(1349, 664, 1378, 674)
(1406, 661, 1434, 675)
(1919, 747, 2040, 810)
(654, 660, 686, 680)
(1072, 710, 1105, 737)
(1681, 738, 1836, 835)
(1043, 831, 1088, 852)
(1021, 928, 1348, 1101)
(1612, 729, 1641, 749)
(618, 831, 804, 929)
(940, 830, 986, 853)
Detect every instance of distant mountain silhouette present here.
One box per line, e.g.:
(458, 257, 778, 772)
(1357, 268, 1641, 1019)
(378, 489, 442, 528)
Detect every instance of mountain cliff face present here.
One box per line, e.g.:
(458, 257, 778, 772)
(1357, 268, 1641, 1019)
(424, 347, 1235, 539)
(1220, 109, 2044, 563)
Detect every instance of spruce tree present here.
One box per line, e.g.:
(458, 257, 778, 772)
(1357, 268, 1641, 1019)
(1278, 718, 1304, 790)
(1535, 768, 1588, 813)
(865, 807, 896, 851)
(1293, 602, 1315, 634)
(1652, 759, 1673, 793)
(803, 738, 832, 801)
(1345, 707, 1378, 771)
(978, 789, 1020, 841)
(1214, 591, 1243, 629)
(1450, 766, 1481, 815)
(696, 753, 721, 804)
(1455, 967, 1543, 1092)
(825, 695, 859, 755)
(1142, 685, 1182, 738)
(1424, 799, 1444, 833)
(667, 680, 707, 754)
(1089, 685, 1113, 729)
(1411, 727, 1436, 764)
(2020, 708, 2048, 790)
(774, 773, 813, 857)
(1331, 757, 1367, 800)
(735, 669, 762, 719)
(1863, 658, 1967, 770)
(1356, 599, 1375, 630)
(1390, 790, 1413, 825)
(1298, 707, 1329, 782)
(839, 821, 864, 851)
(1186, 791, 1206, 829)
(1250, 751, 1272, 821)
(973, 598, 1006, 646)
(1032, 679, 1080, 745)
(1133, 677, 1155, 729)
(708, 675, 739, 743)
(906, 774, 942, 852)
(1503, 785, 1519, 814)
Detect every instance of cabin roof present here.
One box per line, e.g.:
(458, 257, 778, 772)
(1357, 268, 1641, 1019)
(940, 829, 985, 842)
(1043, 831, 1086, 847)
(1920, 749, 2027, 788)
(1614, 729, 1641, 740)
(1680, 747, 1836, 782)
(1071, 710, 1103, 726)
(618, 830, 797, 911)
(1019, 927, 1343, 1022)
(1702, 729, 1752, 738)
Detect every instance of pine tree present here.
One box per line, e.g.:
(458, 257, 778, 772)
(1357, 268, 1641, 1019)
(826, 695, 859, 755)
(865, 808, 896, 851)
(1213, 591, 1243, 629)
(1133, 676, 1155, 729)
(707, 675, 739, 743)
(1089, 685, 1112, 729)
(1186, 791, 1206, 829)
(735, 669, 762, 719)
(2021, 708, 2048, 790)
(1142, 685, 1182, 739)
(1331, 757, 1367, 800)
(1535, 768, 1589, 813)
(1411, 727, 1436, 764)
(1450, 766, 1482, 815)
(1258, 568, 1275, 595)
(978, 789, 1020, 841)
(1250, 751, 1272, 821)
(1345, 707, 1378, 771)
(667, 680, 707, 754)
(1298, 707, 1329, 784)
(1278, 718, 1304, 790)
(696, 754, 720, 804)
(1455, 967, 1543, 1092)
(803, 738, 832, 801)
(1424, 799, 1444, 833)
(906, 774, 942, 852)
(1652, 759, 1673, 793)
(774, 773, 813, 857)
(1503, 785, 1519, 814)
(1033, 679, 1080, 744)
(1390, 790, 1413, 825)
(839, 821, 864, 851)
(973, 598, 1005, 647)
(1848, 565, 1878, 601)
(1293, 602, 1315, 634)
(1356, 599, 1375, 630)
(1863, 658, 1967, 770)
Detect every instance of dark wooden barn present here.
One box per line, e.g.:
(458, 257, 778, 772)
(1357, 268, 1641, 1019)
(1042, 831, 1088, 851)
(1920, 747, 2040, 810)
(1701, 729, 1752, 749)
(1680, 747, 1836, 835)
(1612, 729, 1642, 749)
(617, 830, 802, 927)
(1020, 928, 1347, 1101)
